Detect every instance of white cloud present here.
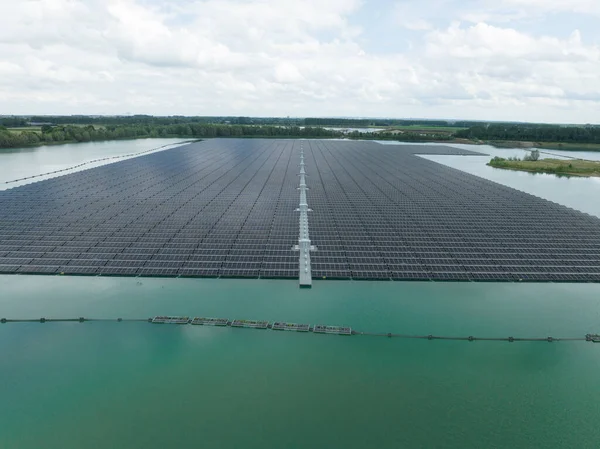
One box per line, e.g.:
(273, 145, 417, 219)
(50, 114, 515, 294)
(502, 0, 600, 16)
(393, 1, 435, 30)
(274, 62, 304, 84)
(426, 23, 593, 61)
(418, 22, 600, 118)
(404, 20, 433, 31)
(459, 0, 600, 26)
(0, 0, 598, 122)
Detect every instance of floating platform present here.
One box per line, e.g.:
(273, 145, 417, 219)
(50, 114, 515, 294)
(231, 319, 269, 329)
(191, 317, 229, 326)
(151, 316, 190, 324)
(272, 322, 310, 332)
(313, 325, 352, 335)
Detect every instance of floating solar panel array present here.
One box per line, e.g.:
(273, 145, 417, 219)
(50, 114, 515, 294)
(0, 138, 599, 282)
(0, 140, 299, 279)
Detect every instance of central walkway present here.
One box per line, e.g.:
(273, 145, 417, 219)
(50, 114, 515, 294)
(296, 143, 313, 287)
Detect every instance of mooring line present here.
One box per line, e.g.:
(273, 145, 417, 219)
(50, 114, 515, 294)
(1, 316, 597, 343)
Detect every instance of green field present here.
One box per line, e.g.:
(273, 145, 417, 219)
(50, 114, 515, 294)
(536, 142, 600, 151)
(7, 124, 107, 137)
(489, 140, 600, 152)
(7, 127, 42, 134)
(488, 157, 600, 177)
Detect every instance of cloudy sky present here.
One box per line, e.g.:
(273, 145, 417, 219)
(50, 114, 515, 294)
(1, 0, 599, 123)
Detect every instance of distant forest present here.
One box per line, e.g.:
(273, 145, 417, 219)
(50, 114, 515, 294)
(1, 115, 599, 149)
(0, 115, 304, 127)
(0, 123, 342, 149)
(455, 124, 600, 143)
(305, 118, 371, 127)
(304, 117, 481, 127)
(1, 115, 508, 129)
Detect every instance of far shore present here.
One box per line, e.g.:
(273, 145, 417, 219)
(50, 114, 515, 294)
(2, 132, 600, 153)
(482, 140, 600, 152)
(487, 157, 600, 178)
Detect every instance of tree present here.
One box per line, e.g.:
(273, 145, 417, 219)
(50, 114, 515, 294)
(523, 149, 540, 161)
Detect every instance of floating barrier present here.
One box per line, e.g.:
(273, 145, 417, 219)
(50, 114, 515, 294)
(231, 319, 269, 329)
(313, 325, 352, 335)
(191, 317, 229, 326)
(152, 316, 190, 324)
(1, 316, 598, 344)
(586, 334, 600, 343)
(272, 322, 310, 332)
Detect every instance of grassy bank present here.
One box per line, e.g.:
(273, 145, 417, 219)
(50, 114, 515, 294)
(487, 140, 600, 151)
(488, 157, 600, 177)
(534, 142, 600, 151)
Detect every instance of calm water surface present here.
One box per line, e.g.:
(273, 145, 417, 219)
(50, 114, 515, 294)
(1, 139, 600, 449)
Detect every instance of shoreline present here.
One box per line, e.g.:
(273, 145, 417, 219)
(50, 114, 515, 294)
(487, 158, 600, 178)
(483, 140, 600, 152)
(488, 165, 600, 178)
(2, 133, 600, 153)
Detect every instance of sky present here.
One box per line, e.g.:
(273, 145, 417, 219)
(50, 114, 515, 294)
(0, 0, 599, 123)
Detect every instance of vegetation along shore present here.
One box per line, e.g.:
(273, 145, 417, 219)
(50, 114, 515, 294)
(488, 151, 600, 177)
(1, 115, 599, 150)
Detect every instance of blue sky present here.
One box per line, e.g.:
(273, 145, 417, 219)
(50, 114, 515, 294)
(0, 0, 598, 123)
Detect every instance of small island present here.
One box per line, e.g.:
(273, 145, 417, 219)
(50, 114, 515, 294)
(488, 150, 600, 177)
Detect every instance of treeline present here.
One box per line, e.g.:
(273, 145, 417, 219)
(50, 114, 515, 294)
(2, 115, 304, 127)
(306, 118, 483, 128)
(305, 118, 371, 127)
(347, 130, 454, 141)
(0, 123, 342, 149)
(4, 115, 600, 148)
(3, 114, 478, 128)
(374, 119, 470, 127)
(455, 124, 600, 143)
(0, 117, 28, 127)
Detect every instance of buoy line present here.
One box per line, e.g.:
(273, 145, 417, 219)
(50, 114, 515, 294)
(1, 316, 598, 343)
(3, 140, 198, 185)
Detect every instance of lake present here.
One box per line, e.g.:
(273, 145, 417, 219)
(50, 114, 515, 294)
(1, 138, 600, 449)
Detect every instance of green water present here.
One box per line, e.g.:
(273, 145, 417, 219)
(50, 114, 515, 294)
(2, 139, 600, 448)
(2, 277, 600, 449)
